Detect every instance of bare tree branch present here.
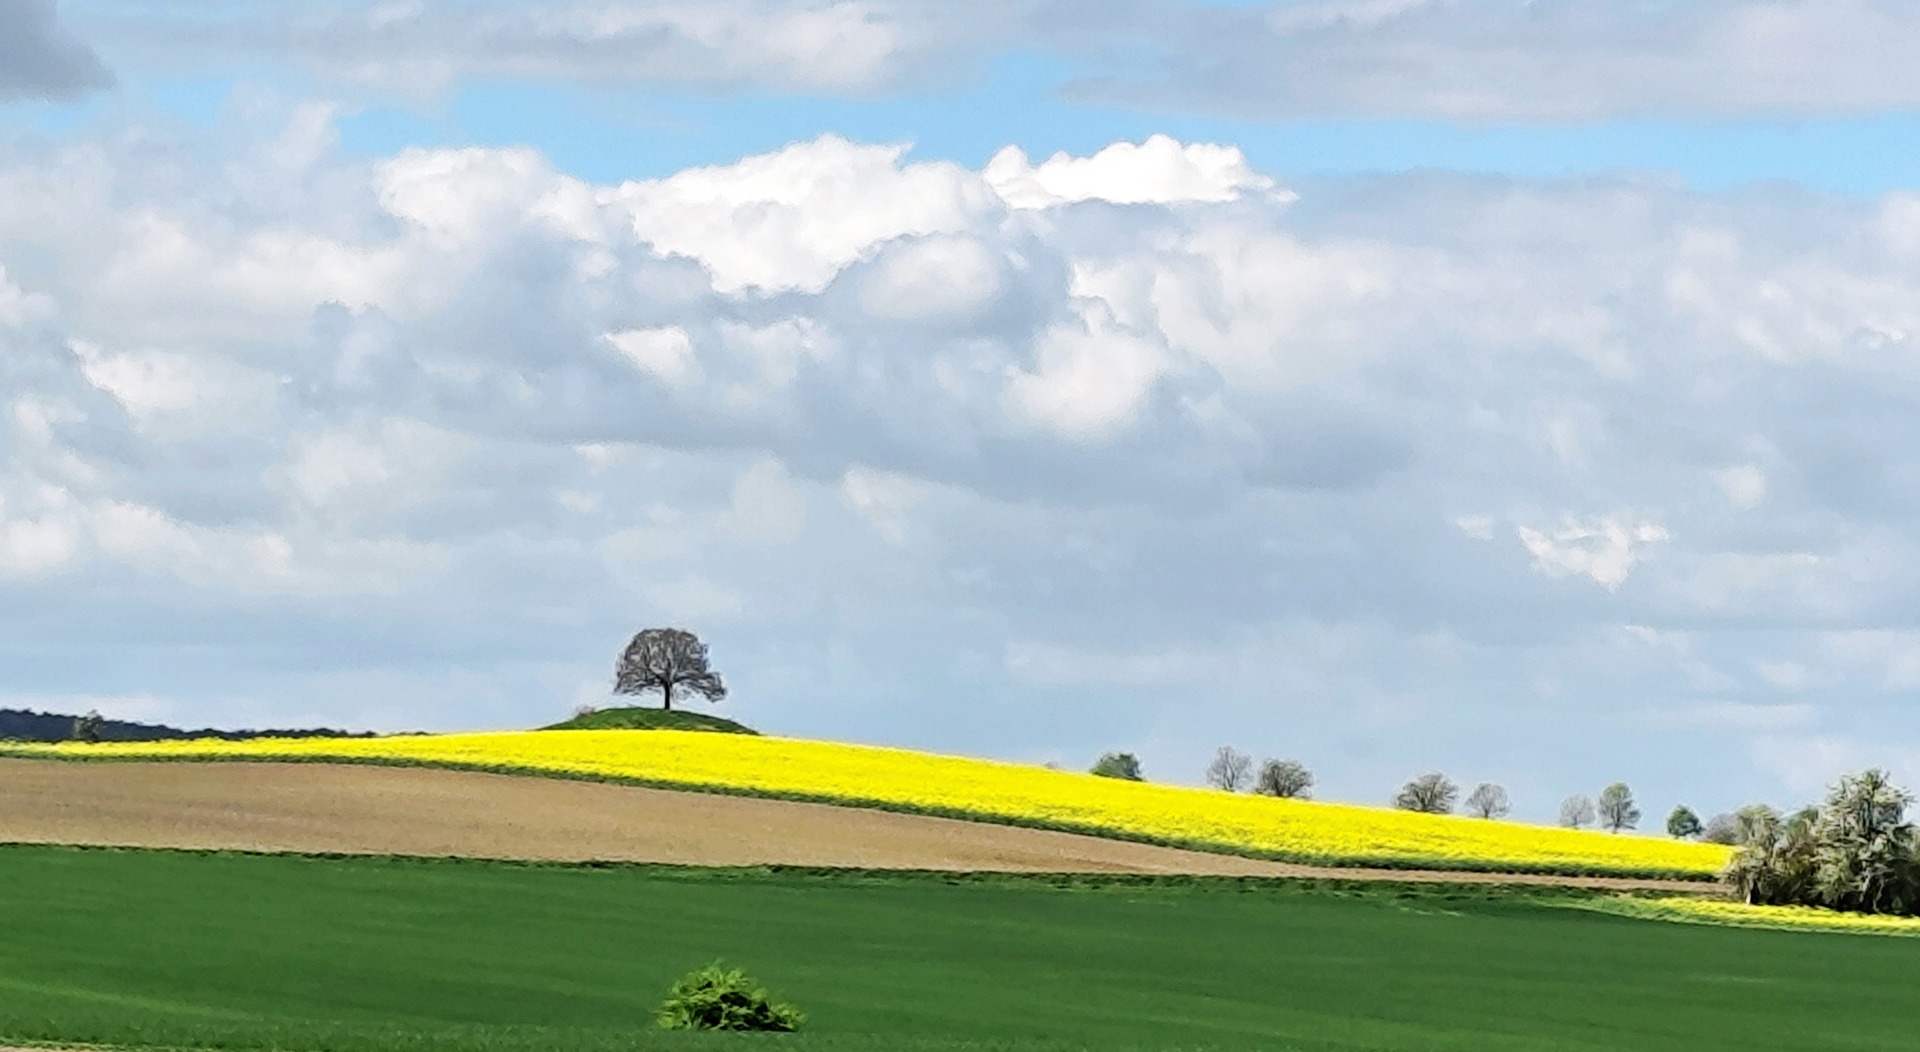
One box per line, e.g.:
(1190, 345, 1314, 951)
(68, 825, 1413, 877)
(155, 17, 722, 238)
(1559, 794, 1596, 830)
(1205, 746, 1253, 792)
(1464, 783, 1510, 819)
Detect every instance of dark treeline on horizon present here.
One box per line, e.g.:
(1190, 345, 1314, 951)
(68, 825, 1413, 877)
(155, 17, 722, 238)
(0, 709, 373, 744)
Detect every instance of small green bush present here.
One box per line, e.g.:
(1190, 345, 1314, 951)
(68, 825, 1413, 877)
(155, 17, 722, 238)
(1090, 752, 1144, 781)
(655, 962, 804, 1032)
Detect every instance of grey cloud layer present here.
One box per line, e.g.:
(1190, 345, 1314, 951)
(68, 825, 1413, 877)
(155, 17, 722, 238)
(6, 114, 1920, 809)
(1074, 0, 1920, 120)
(86, 0, 1019, 97)
(0, 0, 112, 100)
(73, 0, 1920, 119)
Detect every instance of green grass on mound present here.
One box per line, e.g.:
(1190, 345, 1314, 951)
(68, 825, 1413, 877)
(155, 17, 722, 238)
(540, 707, 757, 734)
(0, 846, 1915, 1052)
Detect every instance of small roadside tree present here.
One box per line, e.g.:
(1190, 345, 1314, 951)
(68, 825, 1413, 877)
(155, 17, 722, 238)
(1090, 752, 1144, 781)
(1394, 773, 1458, 814)
(1559, 794, 1596, 830)
(1464, 783, 1510, 820)
(615, 628, 727, 711)
(1598, 782, 1641, 833)
(1254, 759, 1314, 799)
(1666, 805, 1704, 840)
(1206, 746, 1253, 792)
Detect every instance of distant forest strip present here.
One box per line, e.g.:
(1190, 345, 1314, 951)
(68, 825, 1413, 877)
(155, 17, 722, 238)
(0, 708, 371, 743)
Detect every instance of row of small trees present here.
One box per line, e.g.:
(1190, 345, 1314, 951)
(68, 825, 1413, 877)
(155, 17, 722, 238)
(1094, 750, 1920, 919)
(1093, 749, 1317, 799)
(1394, 773, 1643, 830)
(1093, 747, 1653, 830)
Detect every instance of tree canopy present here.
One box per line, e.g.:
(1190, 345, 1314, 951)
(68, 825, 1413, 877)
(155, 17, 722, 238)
(1724, 769, 1920, 915)
(1559, 795, 1596, 830)
(1393, 773, 1458, 814)
(1090, 752, 1144, 781)
(1254, 759, 1313, 799)
(615, 628, 727, 711)
(1464, 783, 1510, 820)
(1205, 746, 1253, 791)
(1597, 783, 1641, 833)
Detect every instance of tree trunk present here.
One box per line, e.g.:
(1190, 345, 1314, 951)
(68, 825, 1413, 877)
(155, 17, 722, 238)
(662, 680, 674, 711)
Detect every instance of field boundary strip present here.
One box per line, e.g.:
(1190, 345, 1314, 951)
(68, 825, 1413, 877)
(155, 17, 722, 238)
(0, 840, 1718, 894)
(0, 745, 1724, 882)
(1563, 894, 1920, 937)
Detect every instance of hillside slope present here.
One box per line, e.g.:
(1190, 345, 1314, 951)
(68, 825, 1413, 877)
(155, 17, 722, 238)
(0, 759, 1700, 888)
(1, 730, 1731, 879)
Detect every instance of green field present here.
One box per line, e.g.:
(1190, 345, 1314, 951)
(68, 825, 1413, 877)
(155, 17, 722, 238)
(0, 847, 1913, 1052)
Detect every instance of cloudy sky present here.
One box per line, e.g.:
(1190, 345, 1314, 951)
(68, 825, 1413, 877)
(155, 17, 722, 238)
(7, 0, 1920, 821)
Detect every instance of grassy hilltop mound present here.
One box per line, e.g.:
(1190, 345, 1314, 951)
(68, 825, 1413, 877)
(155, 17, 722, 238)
(542, 706, 757, 735)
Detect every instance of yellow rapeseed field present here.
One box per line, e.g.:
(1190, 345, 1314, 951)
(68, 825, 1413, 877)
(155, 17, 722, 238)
(4, 730, 1731, 878)
(1581, 896, 1920, 937)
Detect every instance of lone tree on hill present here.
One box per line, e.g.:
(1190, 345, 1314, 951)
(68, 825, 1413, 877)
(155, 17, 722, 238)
(1206, 746, 1254, 791)
(1464, 783, 1510, 819)
(1254, 758, 1314, 799)
(1667, 805, 1704, 839)
(1598, 782, 1641, 833)
(616, 628, 727, 711)
(1394, 772, 1458, 814)
(1560, 794, 1596, 830)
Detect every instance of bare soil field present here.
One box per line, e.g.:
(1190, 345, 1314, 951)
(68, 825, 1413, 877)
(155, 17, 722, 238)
(0, 758, 1705, 890)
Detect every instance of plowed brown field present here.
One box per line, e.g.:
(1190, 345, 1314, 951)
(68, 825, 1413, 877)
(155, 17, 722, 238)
(0, 758, 1704, 890)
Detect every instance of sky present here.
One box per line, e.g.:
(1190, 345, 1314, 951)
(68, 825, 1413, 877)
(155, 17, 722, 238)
(7, 0, 1920, 823)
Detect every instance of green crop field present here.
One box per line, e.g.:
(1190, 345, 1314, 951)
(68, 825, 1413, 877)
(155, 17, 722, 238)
(0, 847, 1913, 1052)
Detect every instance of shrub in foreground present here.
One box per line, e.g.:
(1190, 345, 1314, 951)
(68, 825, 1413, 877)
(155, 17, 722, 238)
(656, 962, 804, 1032)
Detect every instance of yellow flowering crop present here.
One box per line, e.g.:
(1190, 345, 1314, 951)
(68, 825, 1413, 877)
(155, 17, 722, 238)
(1575, 896, 1920, 937)
(4, 730, 1730, 878)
